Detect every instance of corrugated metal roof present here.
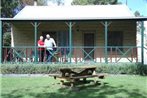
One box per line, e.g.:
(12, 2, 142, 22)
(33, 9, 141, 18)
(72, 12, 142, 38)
(13, 5, 135, 20)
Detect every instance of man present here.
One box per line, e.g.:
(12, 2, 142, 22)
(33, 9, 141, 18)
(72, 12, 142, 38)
(44, 34, 57, 62)
(38, 36, 44, 62)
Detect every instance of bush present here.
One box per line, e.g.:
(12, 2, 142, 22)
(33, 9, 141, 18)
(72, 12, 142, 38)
(96, 63, 138, 74)
(3, 32, 11, 46)
(1, 64, 61, 74)
(0, 63, 147, 75)
(136, 63, 147, 75)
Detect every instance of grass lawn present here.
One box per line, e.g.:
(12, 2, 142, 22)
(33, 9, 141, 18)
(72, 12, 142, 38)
(0, 75, 147, 98)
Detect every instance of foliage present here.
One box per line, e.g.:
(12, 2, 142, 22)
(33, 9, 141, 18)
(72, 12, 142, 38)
(1, 0, 65, 18)
(134, 11, 141, 17)
(134, 11, 145, 34)
(49, 0, 64, 5)
(19, 0, 34, 5)
(20, 0, 46, 6)
(19, 0, 64, 6)
(136, 63, 147, 75)
(72, 0, 118, 5)
(1, 0, 19, 43)
(96, 63, 147, 75)
(3, 32, 11, 46)
(1, 0, 19, 18)
(1, 0, 19, 36)
(1, 64, 60, 74)
(1, 63, 146, 75)
(72, 0, 91, 5)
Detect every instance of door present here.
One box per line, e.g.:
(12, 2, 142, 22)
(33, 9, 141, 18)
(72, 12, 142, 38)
(42, 32, 57, 43)
(84, 33, 94, 60)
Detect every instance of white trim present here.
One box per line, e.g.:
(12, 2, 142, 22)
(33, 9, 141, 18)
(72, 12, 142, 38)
(11, 27, 14, 47)
(1, 17, 147, 21)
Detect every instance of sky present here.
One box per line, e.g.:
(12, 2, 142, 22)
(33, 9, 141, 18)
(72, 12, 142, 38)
(64, 0, 73, 5)
(118, 0, 147, 16)
(64, 0, 147, 16)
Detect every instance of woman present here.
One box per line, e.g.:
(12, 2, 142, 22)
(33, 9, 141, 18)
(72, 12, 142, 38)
(38, 36, 44, 62)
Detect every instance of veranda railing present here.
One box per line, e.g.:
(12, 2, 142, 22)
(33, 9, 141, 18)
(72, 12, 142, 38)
(2, 46, 142, 64)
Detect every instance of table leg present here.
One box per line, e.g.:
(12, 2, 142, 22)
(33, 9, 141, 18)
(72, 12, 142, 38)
(83, 78, 87, 83)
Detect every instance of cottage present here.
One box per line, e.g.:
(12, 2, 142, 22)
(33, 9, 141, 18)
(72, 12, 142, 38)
(0, 5, 147, 64)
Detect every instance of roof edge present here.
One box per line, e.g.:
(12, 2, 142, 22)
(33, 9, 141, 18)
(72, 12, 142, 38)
(1, 17, 147, 21)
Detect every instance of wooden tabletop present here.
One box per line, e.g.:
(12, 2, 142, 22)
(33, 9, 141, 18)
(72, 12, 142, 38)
(59, 66, 97, 75)
(60, 66, 97, 70)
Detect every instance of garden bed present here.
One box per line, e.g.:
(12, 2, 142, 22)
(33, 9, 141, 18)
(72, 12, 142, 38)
(1, 63, 147, 75)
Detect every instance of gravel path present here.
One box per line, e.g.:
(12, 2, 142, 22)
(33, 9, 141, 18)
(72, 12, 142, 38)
(1, 74, 50, 77)
(0, 74, 137, 78)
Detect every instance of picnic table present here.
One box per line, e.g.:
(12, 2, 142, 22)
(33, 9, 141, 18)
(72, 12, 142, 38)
(52, 66, 105, 87)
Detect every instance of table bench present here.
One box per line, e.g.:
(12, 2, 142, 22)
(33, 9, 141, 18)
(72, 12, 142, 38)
(51, 66, 105, 87)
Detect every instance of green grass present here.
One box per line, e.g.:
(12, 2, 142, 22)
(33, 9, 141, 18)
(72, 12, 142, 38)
(1, 75, 147, 98)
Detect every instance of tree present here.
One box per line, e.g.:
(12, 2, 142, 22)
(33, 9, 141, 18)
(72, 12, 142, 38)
(93, 0, 118, 5)
(1, 0, 65, 18)
(1, 0, 19, 18)
(72, 0, 118, 5)
(20, 0, 47, 6)
(134, 11, 145, 34)
(55, 0, 64, 5)
(3, 32, 11, 46)
(72, 0, 91, 5)
(19, 0, 64, 6)
(134, 11, 141, 17)
(20, 0, 34, 5)
(1, 0, 20, 36)
(1, 0, 20, 46)
(45, 0, 64, 6)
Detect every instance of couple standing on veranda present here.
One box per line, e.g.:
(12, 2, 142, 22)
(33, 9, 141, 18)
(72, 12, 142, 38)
(38, 34, 57, 62)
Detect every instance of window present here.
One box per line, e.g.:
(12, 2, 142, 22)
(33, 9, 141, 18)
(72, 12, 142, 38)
(58, 32, 69, 46)
(42, 32, 69, 47)
(108, 31, 123, 51)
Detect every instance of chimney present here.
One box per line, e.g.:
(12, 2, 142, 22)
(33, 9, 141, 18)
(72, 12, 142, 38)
(34, 0, 37, 6)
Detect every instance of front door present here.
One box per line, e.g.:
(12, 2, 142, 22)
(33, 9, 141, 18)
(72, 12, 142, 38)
(84, 33, 94, 60)
(42, 32, 57, 43)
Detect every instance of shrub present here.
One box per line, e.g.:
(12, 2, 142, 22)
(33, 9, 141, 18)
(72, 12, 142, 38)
(1, 64, 60, 74)
(136, 63, 147, 75)
(3, 32, 11, 46)
(0, 63, 146, 75)
(96, 63, 138, 74)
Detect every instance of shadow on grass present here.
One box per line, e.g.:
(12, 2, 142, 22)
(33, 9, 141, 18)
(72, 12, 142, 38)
(1, 82, 147, 98)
